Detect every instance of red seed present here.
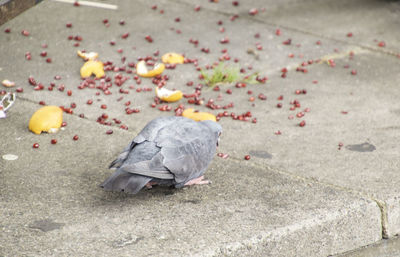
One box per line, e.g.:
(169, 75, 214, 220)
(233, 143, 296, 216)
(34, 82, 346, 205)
(248, 8, 258, 15)
(232, 1, 239, 6)
(119, 20, 125, 25)
(194, 5, 201, 11)
(32, 143, 39, 149)
(51, 139, 57, 144)
(275, 29, 281, 36)
(275, 130, 282, 135)
(106, 130, 113, 135)
(16, 87, 24, 93)
(21, 30, 29, 36)
(351, 69, 357, 75)
(46, 58, 52, 63)
(299, 120, 306, 127)
(101, 104, 107, 109)
(346, 32, 353, 37)
(121, 32, 129, 39)
(277, 103, 282, 108)
(73, 135, 79, 141)
(4, 28, 11, 33)
(86, 99, 93, 105)
(61, 121, 67, 127)
(39, 101, 46, 105)
(378, 41, 386, 47)
(145, 35, 153, 43)
(66, 23, 72, 28)
(244, 155, 251, 160)
(40, 51, 47, 57)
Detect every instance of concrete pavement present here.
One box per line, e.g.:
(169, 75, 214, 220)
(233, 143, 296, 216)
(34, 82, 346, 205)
(0, 0, 399, 256)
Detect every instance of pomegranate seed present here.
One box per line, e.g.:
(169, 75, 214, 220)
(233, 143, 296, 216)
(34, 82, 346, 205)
(40, 51, 47, 57)
(16, 87, 24, 93)
(275, 29, 281, 36)
(347, 32, 353, 37)
(175, 17, 181, 22)
(61, 122, 67, 127)
(194, 5, 201, 11)
(70, 102, 77, 108)
(101, 104, 107, 109)
(252, 118, 257, 123)
(4, 28, 11, 33)
(73, 135, 79, 141)
(151, 4, 157, 10)
(299, 120, 306, 127)
(277, 103, 282, 108)
(51, 139, 57, 144)
(79, 114, 85, 118)
(232, 1, 239, 6)
(119, 20, 125, 25)
(378, 41, 385, 47)
(145, 35, 153, 43)
(73, 1, 80, 6)
(351, 70, 357, 75)
(275, 130, 282, 135)
(106, 130, 113, 135)
(46, 58, 52, 63)
(32, 143, 39, 149)
(121, 32, 129, 39)
(244, 155, 251, 160)
(21, 30, 29, 36)
(66, 23, 72, 28)
(248, 8, 258, 15)
(67, 90, 72, 96)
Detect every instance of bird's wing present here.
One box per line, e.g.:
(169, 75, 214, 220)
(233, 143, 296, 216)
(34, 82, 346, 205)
(109, 116, 179, 169)
(119, 141, 174, 180)
(154, 118, 217, 186)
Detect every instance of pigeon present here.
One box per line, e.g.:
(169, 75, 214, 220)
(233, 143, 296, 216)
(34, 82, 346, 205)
(100, 116, 222, 194)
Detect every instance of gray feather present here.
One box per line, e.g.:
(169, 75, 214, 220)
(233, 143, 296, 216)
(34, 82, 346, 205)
(100, 116, 222, 194)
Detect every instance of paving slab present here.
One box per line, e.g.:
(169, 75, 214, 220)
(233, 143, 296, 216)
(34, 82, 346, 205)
(0, 100, 381, 257)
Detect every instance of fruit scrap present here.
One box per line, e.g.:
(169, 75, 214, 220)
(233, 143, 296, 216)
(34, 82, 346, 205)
(77, 50, 99, 61)
(155, 87, 183, 102)
(161, 52, 185, 64)
(80, 60, 105, 78)
(136, 60, 165, 77)
(28, 106, 63, 135)
(182, 108, 216, 122)
(2, 79, 15, 87)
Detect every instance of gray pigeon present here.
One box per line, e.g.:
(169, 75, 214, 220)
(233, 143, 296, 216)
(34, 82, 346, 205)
(100, 116, 222, 194)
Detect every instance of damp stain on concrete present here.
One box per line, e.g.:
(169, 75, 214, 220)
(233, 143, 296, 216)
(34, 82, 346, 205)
(29, 219, 65, 232)
(346, 142, 376, 152)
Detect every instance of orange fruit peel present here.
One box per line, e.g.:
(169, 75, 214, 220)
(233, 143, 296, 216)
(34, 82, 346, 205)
(136, 60, 165, 78)
(80, 60, 105, 78)
(182, 108, 216, 122)
(28, 106, 63, 135)
(77, 50, 99, 61)
(155, 87, 183, 102)
(161, 52, 184, 64)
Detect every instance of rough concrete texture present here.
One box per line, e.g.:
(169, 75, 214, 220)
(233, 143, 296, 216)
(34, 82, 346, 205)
(338, 236, 400, 257)
(0, 0, 400, 256)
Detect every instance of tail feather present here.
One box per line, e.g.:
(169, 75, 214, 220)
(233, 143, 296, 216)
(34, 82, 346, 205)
(100, 170, 152, 194)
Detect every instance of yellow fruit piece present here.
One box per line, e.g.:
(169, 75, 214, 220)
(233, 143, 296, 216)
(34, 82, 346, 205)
(80, 60, 105, 78)
(182, 108, 216, 122)
(29, 106, 63, 135)
(136, 60, 165, 78)
(161, 52, 184, 64)
(77, 50, 99, 61)
(155, 87, 183, 103)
